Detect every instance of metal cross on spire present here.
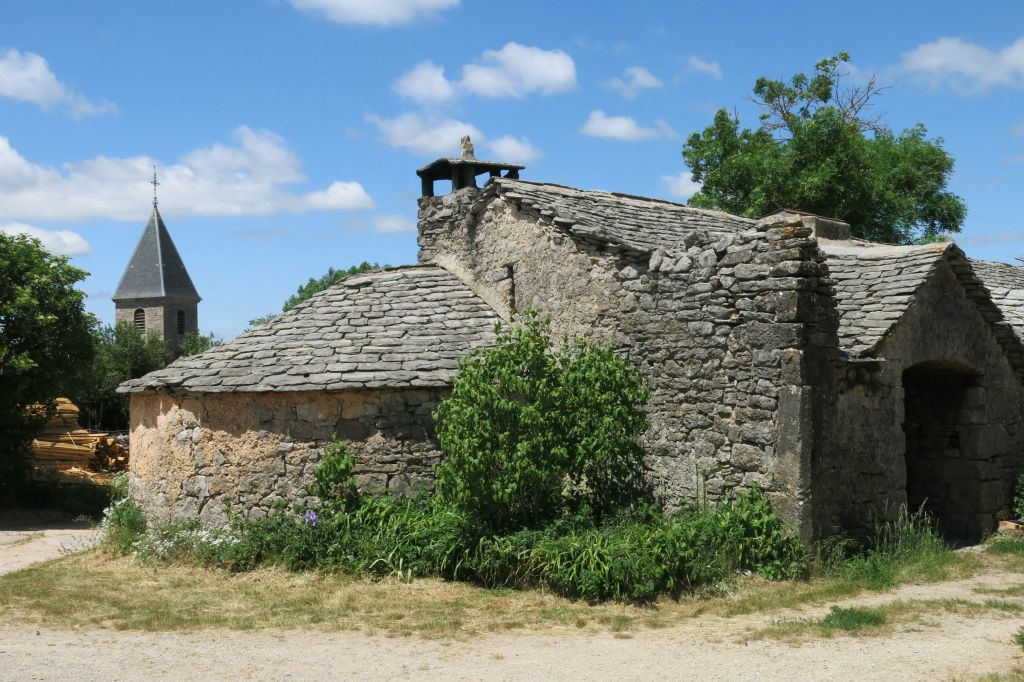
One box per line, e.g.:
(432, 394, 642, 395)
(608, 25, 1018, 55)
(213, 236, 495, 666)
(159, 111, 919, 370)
(151, 165, 160, 209)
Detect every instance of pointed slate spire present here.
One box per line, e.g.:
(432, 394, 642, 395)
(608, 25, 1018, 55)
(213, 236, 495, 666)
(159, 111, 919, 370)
(112, 206, 201, 302)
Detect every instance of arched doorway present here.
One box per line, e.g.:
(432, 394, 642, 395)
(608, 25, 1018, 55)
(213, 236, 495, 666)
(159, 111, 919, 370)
(902, 360, 985, 544)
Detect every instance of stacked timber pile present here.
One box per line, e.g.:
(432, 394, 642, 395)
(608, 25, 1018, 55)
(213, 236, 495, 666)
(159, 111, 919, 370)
(28, 398, 129, 474)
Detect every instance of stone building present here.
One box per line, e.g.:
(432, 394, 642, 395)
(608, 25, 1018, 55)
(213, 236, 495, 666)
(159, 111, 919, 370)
(113, 204, 200, 351)
(121, 148, 1024, 542)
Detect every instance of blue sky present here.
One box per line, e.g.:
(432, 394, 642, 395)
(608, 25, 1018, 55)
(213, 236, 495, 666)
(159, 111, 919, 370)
(2, 1, 1024, 338)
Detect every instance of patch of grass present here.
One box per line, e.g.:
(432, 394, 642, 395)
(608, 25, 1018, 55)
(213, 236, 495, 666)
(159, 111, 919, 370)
(820, 606, 886, 631)
(746, 598, 1010, 643)
(984, 599, 1023, 613)
(0, 551, 652, 637)
(987, 537, 1024, 556)
(1015, 626, 1024, 651)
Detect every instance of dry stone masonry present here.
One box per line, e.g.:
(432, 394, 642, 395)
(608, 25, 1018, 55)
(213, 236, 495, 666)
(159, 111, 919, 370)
(123, 147, 1024, 541)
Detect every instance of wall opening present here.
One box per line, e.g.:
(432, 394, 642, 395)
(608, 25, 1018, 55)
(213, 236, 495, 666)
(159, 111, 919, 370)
(133, 308, 146, 333)
(902, 360, 985, 544)
(176, 310, 185, 335)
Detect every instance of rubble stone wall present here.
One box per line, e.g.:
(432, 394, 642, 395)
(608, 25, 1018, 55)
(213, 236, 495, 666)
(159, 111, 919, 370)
(817, 263, 1024, 537)
(129, 388, 445, 525)
(419, 189, 838, 536)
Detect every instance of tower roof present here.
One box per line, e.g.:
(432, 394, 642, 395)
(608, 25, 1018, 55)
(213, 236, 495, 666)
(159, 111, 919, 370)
(113, 206, 201, 302)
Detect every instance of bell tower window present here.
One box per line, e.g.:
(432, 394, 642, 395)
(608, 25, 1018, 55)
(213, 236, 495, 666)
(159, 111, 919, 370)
(176, 310, 186, 335)
(133, 308, 146, 332)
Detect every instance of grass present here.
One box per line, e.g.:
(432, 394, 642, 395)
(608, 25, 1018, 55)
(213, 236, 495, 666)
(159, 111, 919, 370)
(1, 535, 1021, 639)
(746, 598, 1018, 643)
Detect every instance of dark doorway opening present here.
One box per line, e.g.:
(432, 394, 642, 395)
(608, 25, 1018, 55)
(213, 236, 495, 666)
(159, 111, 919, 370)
(902, 361, 985, 544)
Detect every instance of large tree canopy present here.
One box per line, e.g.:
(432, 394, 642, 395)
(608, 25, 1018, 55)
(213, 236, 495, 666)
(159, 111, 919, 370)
(0, 233, 93, 490)
(682, 53, 966, 244)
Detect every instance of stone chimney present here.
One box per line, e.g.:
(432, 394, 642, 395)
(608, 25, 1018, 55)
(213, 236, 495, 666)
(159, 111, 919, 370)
(415, 136, 525, 197)
(765, 209, 852, 243)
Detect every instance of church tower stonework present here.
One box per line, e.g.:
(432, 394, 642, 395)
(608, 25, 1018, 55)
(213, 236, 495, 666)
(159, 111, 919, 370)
(112, 182, 200, 351)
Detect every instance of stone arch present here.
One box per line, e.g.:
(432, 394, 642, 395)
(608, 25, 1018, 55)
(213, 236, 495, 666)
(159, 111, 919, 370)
(901, 359, 986, 544)
(133, 308, 146, 333)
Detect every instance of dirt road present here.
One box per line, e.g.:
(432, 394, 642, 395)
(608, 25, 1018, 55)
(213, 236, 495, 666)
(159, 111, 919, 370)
(1, 526, 1022, 681)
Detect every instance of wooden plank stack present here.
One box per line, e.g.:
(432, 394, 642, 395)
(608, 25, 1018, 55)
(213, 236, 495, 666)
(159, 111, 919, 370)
(29, 398, 129, 473)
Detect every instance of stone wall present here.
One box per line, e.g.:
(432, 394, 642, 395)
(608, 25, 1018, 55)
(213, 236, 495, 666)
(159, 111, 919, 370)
(115, 296, 198, 350)
(418, 189, 838, 536)
(817, 262, 1024, 539)
(129, 388, 445, 525)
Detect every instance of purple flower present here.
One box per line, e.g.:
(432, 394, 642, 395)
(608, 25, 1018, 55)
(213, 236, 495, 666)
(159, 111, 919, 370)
(304, 510, 318, 527)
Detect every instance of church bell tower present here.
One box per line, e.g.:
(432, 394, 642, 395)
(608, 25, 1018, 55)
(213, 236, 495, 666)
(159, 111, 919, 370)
(112, 169, 200, 351)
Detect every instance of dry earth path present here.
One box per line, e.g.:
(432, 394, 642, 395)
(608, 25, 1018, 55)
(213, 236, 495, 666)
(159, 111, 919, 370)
(0, 523, 98, 577)
(2, 568, 1023, 681)
(1, 527, 1022, 681)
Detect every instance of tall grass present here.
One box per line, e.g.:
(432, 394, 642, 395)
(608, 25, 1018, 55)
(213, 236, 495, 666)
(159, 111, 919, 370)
(818, 506, 956, 589)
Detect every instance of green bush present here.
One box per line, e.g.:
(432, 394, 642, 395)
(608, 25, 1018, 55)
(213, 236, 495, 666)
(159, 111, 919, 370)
(105, 479, 804, 603)
(433, 310, 650, 532)
(99, 473, 146, 553)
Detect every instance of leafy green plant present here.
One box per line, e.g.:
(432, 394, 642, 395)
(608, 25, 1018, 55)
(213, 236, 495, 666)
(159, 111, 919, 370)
(306, 436, 358, 512)
(99, 473, 147, 554)
(433, 310, 651, 533)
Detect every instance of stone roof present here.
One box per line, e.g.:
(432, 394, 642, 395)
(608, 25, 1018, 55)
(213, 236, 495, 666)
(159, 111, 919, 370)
(824, 243, 1024, 376)
(971, 260, 1024, 341)
(823, 243, 950, 358)
(113, 206, 201, 302)
(486, 178, 755, 253)
(119, 266, 499, 394)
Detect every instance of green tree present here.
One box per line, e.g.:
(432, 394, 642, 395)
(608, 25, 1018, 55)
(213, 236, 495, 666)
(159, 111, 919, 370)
(180, 330, 220, 356)
(73, 322, 171, 430)
(433, 311, 650, 532)
(682, 52, 966, 244)
(0, 233, 93, 491)
(245, 261, 385, 332)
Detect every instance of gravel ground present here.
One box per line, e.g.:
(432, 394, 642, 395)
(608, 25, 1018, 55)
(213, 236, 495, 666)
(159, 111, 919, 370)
(1, 526, 1022, 681)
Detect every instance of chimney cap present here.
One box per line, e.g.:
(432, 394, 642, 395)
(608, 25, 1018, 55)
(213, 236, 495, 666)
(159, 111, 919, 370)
(417, 155, 525, 198)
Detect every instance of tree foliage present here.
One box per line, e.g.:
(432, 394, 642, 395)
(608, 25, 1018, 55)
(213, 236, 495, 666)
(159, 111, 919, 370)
(246, 261, 385, 331)
(283, 261, 384, 312)
(73, 322, 171, 430)
(180, 330, 220, 357)
(682, 52, 966, 244)
(433, 311, 651, 533)
(0, 233, 93, 490)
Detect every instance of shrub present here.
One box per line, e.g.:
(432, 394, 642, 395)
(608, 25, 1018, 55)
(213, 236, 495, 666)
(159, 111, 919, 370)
(99, 473, 146, 553)
(433, 310, 651, 532)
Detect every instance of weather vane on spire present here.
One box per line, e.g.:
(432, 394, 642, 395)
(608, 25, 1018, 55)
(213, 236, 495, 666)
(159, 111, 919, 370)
(151, 165, 160, 209)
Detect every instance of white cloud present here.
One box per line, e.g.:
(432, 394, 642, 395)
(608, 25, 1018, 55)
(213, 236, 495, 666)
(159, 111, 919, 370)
(0, 126, 373, 222)
(900, 36, 1024, 93)
(366, 112, 482, 155)
(0, 223, 90, 255)
(286, 0, 459, 25)
(0, 49, 116, 117)
(392, 60, 457, 103)
(661, 171, 702, 202)
(687, 56, 722, 80)
(580, 110, 676, 141)
(605, 66, 663, 99)
(373, 214, 416, 233)
(484, 135, 541, 163)
(460, 42, 576, 98)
